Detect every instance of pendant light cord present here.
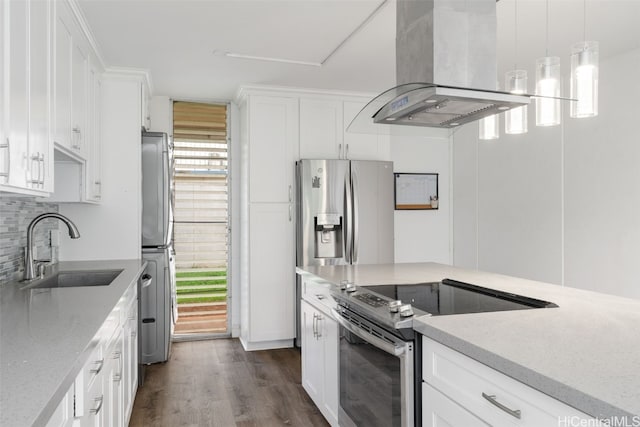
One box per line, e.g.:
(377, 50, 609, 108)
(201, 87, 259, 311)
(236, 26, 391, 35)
(514, 0, 518, 69)
(545, 0, 549, 56)
(583, 0, 587, 40)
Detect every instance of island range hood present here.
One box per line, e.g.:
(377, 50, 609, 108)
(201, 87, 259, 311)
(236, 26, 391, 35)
(349, 0, 531, 132)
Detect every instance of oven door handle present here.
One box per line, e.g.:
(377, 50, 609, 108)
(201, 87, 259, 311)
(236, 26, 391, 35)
(331, 309, 406, 357)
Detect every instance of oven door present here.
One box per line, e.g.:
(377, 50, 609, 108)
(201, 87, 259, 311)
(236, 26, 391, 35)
(332, 308, 414, 427)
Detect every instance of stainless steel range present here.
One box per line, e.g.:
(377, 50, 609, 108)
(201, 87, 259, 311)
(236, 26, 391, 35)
(331, 278, 557, 427)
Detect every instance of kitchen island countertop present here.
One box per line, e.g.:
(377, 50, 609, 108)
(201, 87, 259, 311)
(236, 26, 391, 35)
(298, 262, 640, 420)
(0, 259, 146, 427)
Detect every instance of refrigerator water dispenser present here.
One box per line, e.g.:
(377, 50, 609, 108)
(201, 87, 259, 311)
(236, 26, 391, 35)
(314, 213, 343, 258)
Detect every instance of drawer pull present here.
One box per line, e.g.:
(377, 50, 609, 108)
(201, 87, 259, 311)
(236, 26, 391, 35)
(482, 392, 521, 419)
(89, 396, 103, 414)
(89, 359, 104, 374)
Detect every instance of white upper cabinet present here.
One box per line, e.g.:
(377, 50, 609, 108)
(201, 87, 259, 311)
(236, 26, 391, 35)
(71, 41, 88, 157)
(299, 97, 343, 159)
(141, 81, 150, 130)
(52, 0, 93, 160)
(85, 60, 102, 202)
(47, 0, 104, 203)
(0, 0, 53, 195)
(248, 95, 299, 203)
(5, 0, 30, 190)
(343, 101, 390, 161)
(53, 1, 73, 152)
(299, 96, 391, 161)
(0, 0, 4, 185)
(29, 0, 53, 193)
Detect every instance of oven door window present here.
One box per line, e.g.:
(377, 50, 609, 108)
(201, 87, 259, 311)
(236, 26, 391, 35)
(339, 327, 402, 427)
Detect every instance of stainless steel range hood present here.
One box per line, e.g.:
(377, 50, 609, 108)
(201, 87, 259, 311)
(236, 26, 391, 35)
(349, 0, 531, 133)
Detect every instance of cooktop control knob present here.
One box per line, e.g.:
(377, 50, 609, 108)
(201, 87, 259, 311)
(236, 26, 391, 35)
(399, 304, 414, 317)
(345, 282, 357, 293)
(339, 280, 348, 291)
(388, 300, 402, 313)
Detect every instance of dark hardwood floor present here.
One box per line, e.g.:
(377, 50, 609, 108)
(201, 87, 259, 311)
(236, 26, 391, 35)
(129, 339, 329, 427)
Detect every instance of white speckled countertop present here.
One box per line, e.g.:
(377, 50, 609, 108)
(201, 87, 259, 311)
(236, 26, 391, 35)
(0, 259, 146, 427)
(298, 262, 640, 419)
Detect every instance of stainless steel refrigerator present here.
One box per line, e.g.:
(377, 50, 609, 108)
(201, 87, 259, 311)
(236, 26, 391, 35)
(141, 131, 176, 365)
(295, 159, 394, 344)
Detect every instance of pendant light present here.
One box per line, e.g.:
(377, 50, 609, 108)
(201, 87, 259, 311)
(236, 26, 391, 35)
(479, 80, 500, 140)
(479, 113, 499, 140)
(535, 0, 561, 126)
(505, 0, 528, 135)
(570, 0, 598, 118)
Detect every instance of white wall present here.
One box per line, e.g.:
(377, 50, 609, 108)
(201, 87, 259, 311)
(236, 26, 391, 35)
(453, 48, 640, 300)
(392, 132, 452, 264)
(60, 77, 142, 261)
(563, 49, 640, 299)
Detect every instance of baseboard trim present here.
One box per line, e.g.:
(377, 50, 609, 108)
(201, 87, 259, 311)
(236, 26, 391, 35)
(239, 337, 294, 351)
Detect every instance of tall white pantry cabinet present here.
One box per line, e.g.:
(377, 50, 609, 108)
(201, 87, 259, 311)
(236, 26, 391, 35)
(238, 91, 299, 350)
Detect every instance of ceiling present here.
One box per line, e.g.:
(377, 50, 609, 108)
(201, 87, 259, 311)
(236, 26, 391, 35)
(78, 0, 640, 101)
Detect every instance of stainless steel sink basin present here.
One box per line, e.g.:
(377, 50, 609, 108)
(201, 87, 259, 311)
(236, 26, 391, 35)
(23, 269, 124, 289)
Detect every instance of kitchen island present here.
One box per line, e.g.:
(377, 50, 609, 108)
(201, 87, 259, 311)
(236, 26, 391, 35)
(0, 259, 146, 427)
(298, 262, 640, 421)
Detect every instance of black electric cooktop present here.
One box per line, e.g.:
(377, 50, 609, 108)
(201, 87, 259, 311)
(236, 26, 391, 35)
(362, 278, 557, 316)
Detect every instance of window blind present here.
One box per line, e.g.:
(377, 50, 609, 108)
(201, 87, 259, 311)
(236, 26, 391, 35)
(172, 101, 228, 268)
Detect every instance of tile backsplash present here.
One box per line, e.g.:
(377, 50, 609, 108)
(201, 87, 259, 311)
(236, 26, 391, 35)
(0, 196, 59, 283)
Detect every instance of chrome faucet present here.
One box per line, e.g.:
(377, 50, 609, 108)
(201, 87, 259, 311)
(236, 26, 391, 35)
(24, 213, 81, 281)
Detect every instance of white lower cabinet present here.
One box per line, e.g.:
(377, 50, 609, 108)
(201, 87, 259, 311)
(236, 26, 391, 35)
(244, 203, 295, 345)
(422, 337, 595, 427)
(423, 383, 488, 427)
(44, 384, 75, 427)
(301, 298, 339, 426)
(105, 329, 124, 427)
(123, 294, 138, 423)
(45, 281, 138, 427)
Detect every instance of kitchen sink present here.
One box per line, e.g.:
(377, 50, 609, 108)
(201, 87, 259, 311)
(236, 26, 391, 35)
(22, 269, 124, 289)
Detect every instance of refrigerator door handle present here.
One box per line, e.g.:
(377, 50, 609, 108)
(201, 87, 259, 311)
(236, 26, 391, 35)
(344, 172, 353, 264)
(351, 170, 359, 264)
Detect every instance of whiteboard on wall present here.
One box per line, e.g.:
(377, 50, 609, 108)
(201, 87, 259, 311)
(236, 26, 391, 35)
(394, 173, 439, 210)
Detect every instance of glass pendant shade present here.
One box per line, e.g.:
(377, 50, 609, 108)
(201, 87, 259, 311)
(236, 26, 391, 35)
(570, 41, 599, 118)
(535, 57, 561, 126)
(505, 70, 528, 134)
(479, 114, 499, 140)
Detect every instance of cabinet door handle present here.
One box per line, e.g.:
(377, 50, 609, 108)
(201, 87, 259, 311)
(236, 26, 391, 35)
(316, 314, 323, 338)
(289, 204, 292, 222)
(39, 154, 45, 187)
(29, 154, 40, 186)
(338, 143, 343, 159)
(288, 185, 292, 202)
(345, 144, 349, 159)
(89, 359, 104, 374)
(312, 313, 317, 338)
(482, 393, 521, 419)
(72, 127, 82, 149)
(89, 396, 104, 415)
(0, 138, 9, 180)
